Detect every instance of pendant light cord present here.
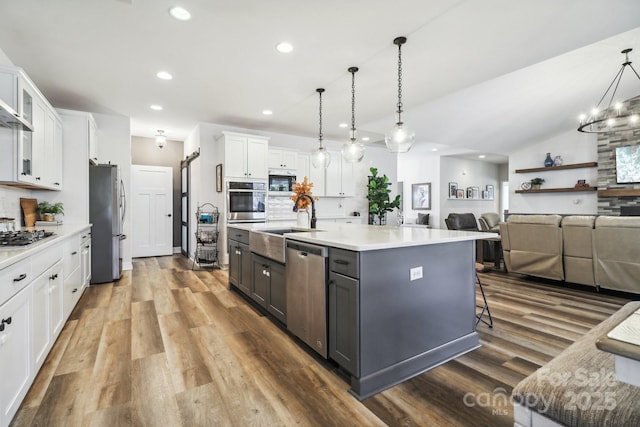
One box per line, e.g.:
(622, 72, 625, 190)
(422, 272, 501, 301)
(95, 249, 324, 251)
(396, 41, 403, 124)
(349, 67, 358, 142)
(318, 88, 324, 148)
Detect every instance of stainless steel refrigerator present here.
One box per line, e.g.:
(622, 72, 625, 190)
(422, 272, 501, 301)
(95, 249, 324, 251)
(89, 164, 126, 283)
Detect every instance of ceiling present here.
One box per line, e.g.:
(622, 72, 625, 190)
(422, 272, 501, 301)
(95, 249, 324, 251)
(1, 0, 640, 163)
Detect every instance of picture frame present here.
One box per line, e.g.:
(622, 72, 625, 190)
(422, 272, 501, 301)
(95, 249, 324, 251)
(411, 182, 431, 210)
(486, 184, 494, 200)
(456, 189, 465, 199)
(448, 182, 458, 198)
(216, 163, 223, 192)
(467, 186, 479, 199)
(482, 190, 489, 199)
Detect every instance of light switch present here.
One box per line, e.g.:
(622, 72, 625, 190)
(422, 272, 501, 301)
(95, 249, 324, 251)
(410, 266, 423, 281)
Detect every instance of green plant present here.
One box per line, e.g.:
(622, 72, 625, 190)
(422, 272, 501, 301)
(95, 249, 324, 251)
(37, 201, 64, 215)
(530, 178, 545, 186)
(367, 167, 400, 225)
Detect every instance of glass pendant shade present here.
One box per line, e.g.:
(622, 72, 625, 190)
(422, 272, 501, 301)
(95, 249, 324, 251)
(385, 121, 415, 153)
(342, 140, 365, 163)
(155, 130, 167, 148)
(311, 146, 331, 168)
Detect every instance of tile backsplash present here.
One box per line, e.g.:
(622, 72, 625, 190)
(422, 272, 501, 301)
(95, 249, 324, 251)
(0, 185, 33, 229)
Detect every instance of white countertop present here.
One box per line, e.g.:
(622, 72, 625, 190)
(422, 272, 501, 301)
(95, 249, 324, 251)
(229, 222, 498, 251)
(0, 224, 92, 269)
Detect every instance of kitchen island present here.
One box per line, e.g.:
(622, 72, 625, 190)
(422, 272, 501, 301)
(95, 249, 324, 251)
(227, 222, 498, 399)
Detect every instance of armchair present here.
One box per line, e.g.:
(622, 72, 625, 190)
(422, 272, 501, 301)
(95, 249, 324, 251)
(478, 212, 500, 233)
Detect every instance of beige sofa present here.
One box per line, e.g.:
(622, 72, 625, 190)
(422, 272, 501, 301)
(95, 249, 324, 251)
(500, 214, 564, 281)
(501, 214, 640, 294)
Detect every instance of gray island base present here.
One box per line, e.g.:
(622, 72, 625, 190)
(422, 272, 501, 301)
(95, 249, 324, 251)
(227, 223, 494, 400)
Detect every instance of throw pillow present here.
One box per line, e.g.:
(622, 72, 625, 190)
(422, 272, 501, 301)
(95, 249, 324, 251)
(417, 213, 430, 225)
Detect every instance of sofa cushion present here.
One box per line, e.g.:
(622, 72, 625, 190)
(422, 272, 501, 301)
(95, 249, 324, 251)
(512, 301, 640, 427)
(445, 213, 478, 231)
(417, 213, 430, 225)
(593, 216, 640, 293)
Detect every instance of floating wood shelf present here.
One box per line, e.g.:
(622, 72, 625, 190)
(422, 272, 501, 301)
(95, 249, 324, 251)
(515, 162, 598, 174)
(515, 186, 597, 194)
(597, 189, 640, 197)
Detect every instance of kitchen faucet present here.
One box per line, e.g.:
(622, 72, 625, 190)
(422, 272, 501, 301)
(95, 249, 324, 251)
(293, 194, 317, 229)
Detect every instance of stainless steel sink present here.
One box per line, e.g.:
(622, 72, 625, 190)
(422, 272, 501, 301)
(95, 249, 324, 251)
(250, 228, 311, 263)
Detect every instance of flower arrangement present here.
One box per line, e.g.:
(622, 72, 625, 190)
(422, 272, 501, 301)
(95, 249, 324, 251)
(290, 176, 318, 210)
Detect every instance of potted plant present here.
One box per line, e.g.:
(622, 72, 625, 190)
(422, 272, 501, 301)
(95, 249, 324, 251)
(530, 178, 545, 190)
(367, 167, 400, 225)
(37, 201, 64, 222)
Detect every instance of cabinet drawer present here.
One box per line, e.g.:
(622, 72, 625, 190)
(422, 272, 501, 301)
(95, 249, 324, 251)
(0, 257, 32, 306)
(228, 228, 249, 245)
(32, 242, 62, 279)
(329, 248, 359, 278)
(63, 236, 81, 275)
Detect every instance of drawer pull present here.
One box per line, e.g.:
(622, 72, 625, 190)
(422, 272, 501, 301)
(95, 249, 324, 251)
(13, 273, 27, 282)
(333, 259, 349, 265)
(71, 251, 78, 255)
(0, 316, 12, 332)
(72, 288, 78, 293)
(85, 245, 90, 249)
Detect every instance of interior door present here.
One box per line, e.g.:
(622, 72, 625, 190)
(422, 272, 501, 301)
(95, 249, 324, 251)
(131, 165, 173, 257)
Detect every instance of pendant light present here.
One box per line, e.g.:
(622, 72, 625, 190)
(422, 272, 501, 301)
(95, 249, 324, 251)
(342, 66, 365, 163)
(155, 129, 167, 148)
(385, 36, 415, 153)
(311, 88, 331, 168)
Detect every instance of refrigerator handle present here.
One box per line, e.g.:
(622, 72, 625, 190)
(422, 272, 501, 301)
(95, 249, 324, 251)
(120, 179, 126, 227)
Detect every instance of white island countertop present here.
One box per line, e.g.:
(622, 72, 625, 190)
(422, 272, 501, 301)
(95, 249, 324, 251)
(0, 224, 92, 269)
(228, 222, 498, 252)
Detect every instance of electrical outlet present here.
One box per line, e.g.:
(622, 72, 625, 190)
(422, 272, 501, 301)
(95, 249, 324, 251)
(410, 266, 423, 281)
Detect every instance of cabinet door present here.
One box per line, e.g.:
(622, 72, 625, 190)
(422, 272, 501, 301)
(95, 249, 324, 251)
(239, 243, 252, 296)
(296, 154, 309, 182)
(31, 272, 51, 370)
(48, 114, 63, 189)
(31, 98, 47, 185)
(308, 157, 325, 196)
(0, 286, 31, 426)
(246, 137, 268, 179)
(340, 157, 354, 196)
(251, 257, 268, 307)
(88, 117, 98, 164)
(63, 266, 81, 320)
(81, 238, 91, 288)
(324, 151, 342, 196)
(49, 262, 64, 339)
(281, 151, 296, 169)
(227, 240, 241, 286)
(267, 149, 283, 169)
(266, 261, 286, 324)
(224, 136, 248, 178)
(329, 271, 359, 375)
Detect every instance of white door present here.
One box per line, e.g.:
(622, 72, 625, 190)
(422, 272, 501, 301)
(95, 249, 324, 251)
(132, 165, 173, 257)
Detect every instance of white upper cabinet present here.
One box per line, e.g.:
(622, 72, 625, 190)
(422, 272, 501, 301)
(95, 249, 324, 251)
(268, 149, 297, 169)
(0, 66, 63, 190)
(320, 150, 353, 197)
(296, 154, 309, 182)
(221, 132, 269, 180)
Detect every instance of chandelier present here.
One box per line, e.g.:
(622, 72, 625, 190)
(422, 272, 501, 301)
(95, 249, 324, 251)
(155, 130, 167, 148)
(311, 88, 331, 168)
(342, 66, 365, 163)
(385, 36, 415, 152)
(578, 48, 640, 133)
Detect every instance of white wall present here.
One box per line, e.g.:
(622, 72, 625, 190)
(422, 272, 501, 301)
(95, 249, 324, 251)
(398, 146, 441, 227)
(93, 112, 133, 270)
(440, 156, 500, 229)
(508, 129, 597, 214)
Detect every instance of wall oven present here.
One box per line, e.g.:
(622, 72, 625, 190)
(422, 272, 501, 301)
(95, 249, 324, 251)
(268, 169, 296, 193)
(227, 181, 267, 223)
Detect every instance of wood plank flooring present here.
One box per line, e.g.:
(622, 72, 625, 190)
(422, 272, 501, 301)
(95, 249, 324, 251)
(10, 256, 632, 427)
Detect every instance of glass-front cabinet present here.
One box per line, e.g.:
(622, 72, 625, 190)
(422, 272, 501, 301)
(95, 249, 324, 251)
(0, 66, 63, 190)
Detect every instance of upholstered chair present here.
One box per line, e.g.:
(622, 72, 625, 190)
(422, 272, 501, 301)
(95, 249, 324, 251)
(478, 212, 501, 233)
(561, 216, 596, 287)
(593, 216, 640, 293)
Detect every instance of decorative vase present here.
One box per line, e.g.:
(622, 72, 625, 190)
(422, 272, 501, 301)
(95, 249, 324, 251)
(43, 213, 55, 222)
(296, 209, 309, 228)
(533, 184, 541, 190)
(544, 153, 554, 167)
(553, 155, 563, 166)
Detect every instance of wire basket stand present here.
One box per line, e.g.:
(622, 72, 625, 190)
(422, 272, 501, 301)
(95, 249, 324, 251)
(193, 203, 219, 270)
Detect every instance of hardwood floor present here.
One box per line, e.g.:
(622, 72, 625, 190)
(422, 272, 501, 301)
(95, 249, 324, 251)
(11, 256, 632, 427)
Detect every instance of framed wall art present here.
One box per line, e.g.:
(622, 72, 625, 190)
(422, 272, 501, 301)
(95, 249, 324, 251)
(216, 163, 223, 192)
(412, 182, 431, 210)
(486, 184, 494, 199)
(448, 182, 458, 198)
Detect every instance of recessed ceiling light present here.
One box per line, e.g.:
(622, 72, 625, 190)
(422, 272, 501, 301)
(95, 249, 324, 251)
(150, 104, 163, 111)
(338, 123, 348, 128)
(156, 71, 173, 80)
(361, 137, 370, 141)
(276, 42, 293, 53)
(169, 6, 191, 21)
(478, 154, 486, 159)
(431, 148, 438, 152)
(262, 110, 273, 116)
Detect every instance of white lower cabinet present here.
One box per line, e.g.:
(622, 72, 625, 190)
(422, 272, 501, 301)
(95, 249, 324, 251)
(0, 285, 31, 427)
(31, 260, 63, 371)
(81, 233, 91, 287)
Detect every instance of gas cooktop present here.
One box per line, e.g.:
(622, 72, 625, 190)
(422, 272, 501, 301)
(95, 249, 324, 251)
(0, 230, 56, 247)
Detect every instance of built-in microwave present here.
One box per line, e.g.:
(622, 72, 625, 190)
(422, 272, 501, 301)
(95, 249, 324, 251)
(227, 181, 267, 223)
(268, 169, 296, 193)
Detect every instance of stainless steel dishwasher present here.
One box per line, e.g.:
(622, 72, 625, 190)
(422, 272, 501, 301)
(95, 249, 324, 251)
(285, 240, 328, 358)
